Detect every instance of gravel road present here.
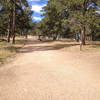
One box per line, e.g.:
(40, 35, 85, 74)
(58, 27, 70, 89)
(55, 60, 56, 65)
(0, 38, 100, 100)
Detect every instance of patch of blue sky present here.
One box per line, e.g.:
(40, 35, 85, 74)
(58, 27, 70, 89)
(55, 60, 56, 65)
(32, 12, 44, 22)
(87, 2, 100, 10)
(0, 5, 3, 10)
(95, 11, 100, 14)
(28, 0, 47, 5)
(27, 0, 48, 22)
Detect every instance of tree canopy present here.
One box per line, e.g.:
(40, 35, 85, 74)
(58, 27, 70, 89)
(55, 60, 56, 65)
(35, 0, 100, 43)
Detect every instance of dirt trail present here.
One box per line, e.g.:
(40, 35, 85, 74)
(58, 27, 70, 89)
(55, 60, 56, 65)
(0, 38, 100, 100)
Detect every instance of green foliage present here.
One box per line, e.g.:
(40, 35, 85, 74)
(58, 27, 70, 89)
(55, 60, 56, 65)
(36, 0, 100, 41)
(0, 0, 33, 41)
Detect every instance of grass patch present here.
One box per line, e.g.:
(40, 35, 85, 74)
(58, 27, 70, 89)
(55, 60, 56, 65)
(0, 37, 26, 64)
(91, 45, 100, 48)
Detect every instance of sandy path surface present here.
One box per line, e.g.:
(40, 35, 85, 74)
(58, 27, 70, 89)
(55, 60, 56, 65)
(0, 38, 100, 100)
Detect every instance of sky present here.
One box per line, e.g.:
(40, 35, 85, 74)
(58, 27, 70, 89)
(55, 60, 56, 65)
(27, 0, 48, 22)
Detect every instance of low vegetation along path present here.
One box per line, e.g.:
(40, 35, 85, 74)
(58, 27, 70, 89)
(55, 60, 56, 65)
(0, 38, 100, 100)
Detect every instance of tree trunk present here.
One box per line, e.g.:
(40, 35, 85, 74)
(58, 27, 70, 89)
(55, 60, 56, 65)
(25, 33, 28, 39)
(12, 34, 16, 44)
(12, 1, 16, 44)
(38, 35, 42, 41)
(81, 26, 86, 45)
(80, 0, 87, 45)
(7, 14, 11, 43)
(91, 31, 95, 41)
(53, 33, 58, 41)
(7, 30, 11, 42)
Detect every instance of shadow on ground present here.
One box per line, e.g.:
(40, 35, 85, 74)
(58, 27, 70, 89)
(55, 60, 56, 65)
(23, 39, 75, 45)
(19, 43, 78, 53)
(18, 39, 100, 53)
(25, 40, 60, 45)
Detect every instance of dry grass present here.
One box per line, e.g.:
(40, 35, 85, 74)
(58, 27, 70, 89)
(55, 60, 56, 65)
(0, 37, 26, 64)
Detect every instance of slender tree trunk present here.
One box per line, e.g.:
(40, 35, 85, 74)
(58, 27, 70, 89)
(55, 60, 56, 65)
(12, 1, 16, 44)
(38, 35, 42, 41)
(53, 33, 58, 40)
(92, 34, 95, 41)
(7, 22, 11, 42)
(80, 0, 88, 45)
(25, 33, 28, 39)
(91, 30, 95, 41)
(7, 14, 11, 42)
(81, 26, 86, 45)
(7, 30, 11, 42)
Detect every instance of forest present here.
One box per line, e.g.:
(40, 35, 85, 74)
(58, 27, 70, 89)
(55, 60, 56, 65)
(0, 0, 100, 44)
(34, 0, 100, 45)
